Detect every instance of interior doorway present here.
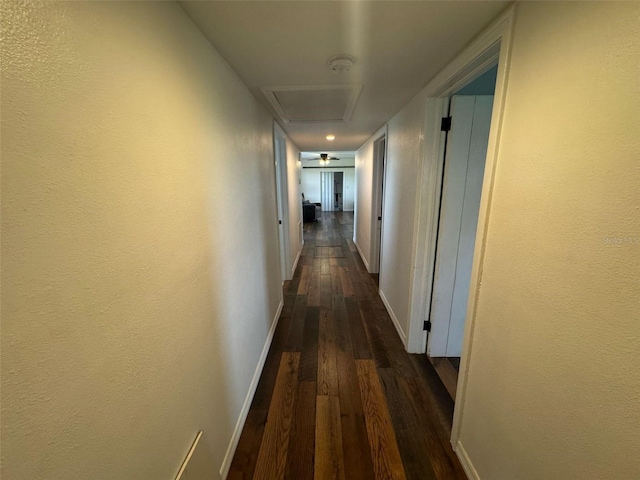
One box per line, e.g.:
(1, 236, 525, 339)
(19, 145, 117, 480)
(334, 172, 344, 211)
(398, 9, 515, 454)
(427, 92, 495, 400)
(371, 135, 387, 274)
(320, 171, 345, 212)
(273, 124, 291, 282)
(429, 92, 495, 358)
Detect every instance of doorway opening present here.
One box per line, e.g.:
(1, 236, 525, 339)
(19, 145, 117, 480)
(428, 66, 498, 400)
(370, 135, 387, 275)
(273, 124, 291, 282)
(399, 9, 515, 455)
(320, 171, 344, 212)
(300, 152, 356, 220)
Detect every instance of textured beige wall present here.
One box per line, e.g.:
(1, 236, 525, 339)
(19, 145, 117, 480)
(459, 2, 640, 479)
(1, 2, 281, 479)
(379, 92, 427, 339)
(354, 136, 375, 270)
(354, 125, 386, 272)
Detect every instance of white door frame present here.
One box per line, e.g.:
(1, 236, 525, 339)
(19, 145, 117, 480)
(370, 133, 388, 275)
(404, 6, 516, 450)
(273, 122, 292, 282)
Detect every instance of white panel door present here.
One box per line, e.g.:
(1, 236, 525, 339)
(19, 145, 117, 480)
(428, 95, 493, 357)
(321, 171, 334, 212)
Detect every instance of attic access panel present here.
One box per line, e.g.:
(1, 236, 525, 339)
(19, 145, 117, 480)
(261, 85, 362, 124)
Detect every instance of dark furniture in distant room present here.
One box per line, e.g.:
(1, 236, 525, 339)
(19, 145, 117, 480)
(303, 202, 316, 222)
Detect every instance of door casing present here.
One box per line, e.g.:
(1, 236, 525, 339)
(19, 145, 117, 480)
(273, 123, 291, 282)
(402, 6, 516, 452)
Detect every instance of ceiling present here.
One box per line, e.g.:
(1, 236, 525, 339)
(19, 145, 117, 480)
(180, 1, 509, 151)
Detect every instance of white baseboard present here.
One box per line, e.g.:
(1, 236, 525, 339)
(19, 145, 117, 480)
(291, 244, 302, 278)
(353, 240, 371, 272)
(455, 440, 479, 480)
(219, 299, 284, 479)
(378, 289, 407, 348)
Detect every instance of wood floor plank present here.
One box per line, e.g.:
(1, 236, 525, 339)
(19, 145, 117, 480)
(227, 408, 267, 480)
(253, 352, 300, 480)
(429, 357, 458, 400)
(360, 300, 392, 369)
(331, 295, 350, 353)
(338, 266, 355, 296)
(319, 273, 333, 308)
(298, 265, 312, 294)
(298, 307, 320, 382)
(345, 297, 372, 360)
(330, 265, 342, 295)
(400, 377, 467, 480)
(314, 396, 346, 480)
(318, 309, 339, 396)
(356, 359, 407, 480)
(377, 368, 439, 480)
(336, 349, 375, 480)
(284, 296, 307, 352)
(320, 258, 331, 274)
(285, 381, 317, 480)
(307, 272, 320, 307)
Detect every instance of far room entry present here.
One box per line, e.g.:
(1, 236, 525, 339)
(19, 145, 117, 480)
(320, 171, 343, 211)
(300, 152, 356, 218)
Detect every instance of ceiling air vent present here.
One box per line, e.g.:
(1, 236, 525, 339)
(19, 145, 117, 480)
(261, 84, 362, 124)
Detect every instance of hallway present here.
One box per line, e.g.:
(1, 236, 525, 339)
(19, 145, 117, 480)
(229, 213, 466, 480)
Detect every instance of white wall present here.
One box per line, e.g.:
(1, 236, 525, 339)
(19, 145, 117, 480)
(378, 93, 428, 341)
(301, 168, 355, 211)
(343, 169, 355, 211)
(1, 2, 282, 479)
(458, 2, 640, 479)
(284, 134, 303, 274)
(302, 169, 322, 203)
(354, 100, 426, 341)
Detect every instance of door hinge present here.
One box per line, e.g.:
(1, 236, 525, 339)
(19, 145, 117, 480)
(423, 320, 432, 332)
(278, 220, 282, 225)
(440, 116, 452, 132)
(378, 216, 382, 221)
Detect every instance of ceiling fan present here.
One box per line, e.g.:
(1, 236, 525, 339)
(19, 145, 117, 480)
(308, 153, 340, 165)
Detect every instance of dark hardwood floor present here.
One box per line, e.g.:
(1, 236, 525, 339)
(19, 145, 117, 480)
(228, 212, 466, 480)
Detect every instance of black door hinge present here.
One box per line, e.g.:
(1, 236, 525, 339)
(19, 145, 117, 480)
(278, 220, 282, 225)
(423, 320, 432, 331)
(441, 116, 452, 132)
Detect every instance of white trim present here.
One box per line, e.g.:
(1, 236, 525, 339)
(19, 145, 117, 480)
(455, 441, 480, 480)
(451, 5, 516, 448)
(353, 240, 370, 272)
(406, 97, 449, 354)
(400, 4, 516, 445)
(291, 240, 303, 277)
(379, 289, 407, 348)
(219, 300, 284, 479)
(175, 431, 203, 480)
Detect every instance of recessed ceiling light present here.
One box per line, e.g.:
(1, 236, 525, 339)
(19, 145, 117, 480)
(326, 135, 335, 141)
